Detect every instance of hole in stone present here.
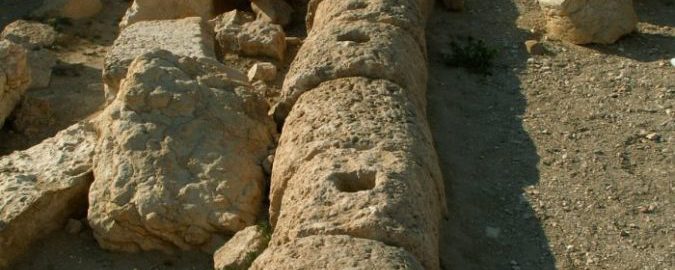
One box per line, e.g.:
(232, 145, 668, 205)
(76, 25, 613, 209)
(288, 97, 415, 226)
(336, 30, 370, 43)
(332, 170, 377, 193)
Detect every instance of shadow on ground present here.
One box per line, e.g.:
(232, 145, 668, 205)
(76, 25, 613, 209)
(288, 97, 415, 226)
(426, 1, 556, 269)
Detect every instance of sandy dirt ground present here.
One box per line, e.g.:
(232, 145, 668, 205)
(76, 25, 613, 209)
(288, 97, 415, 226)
(1, 0, 673, 269)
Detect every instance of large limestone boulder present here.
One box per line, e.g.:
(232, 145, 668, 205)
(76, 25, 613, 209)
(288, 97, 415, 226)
(213, 225, 269, 270)
(88, 50, 277, 253)
(0, 40, 30, 127)
(120, 0, 214, 29)
(273, 21, 426, 120)
(212, 11, 287, 61)
(1, 20, 58, 89)
(306, 0, 427, 46)
(250, 235, 424, 270)
(32, 0, 103, 20)
(269, 78, 444, 270)
(539, 0, 638, 44)
(103, 17, 216, 102)
(0, 122, 96, 268)
(251, 0, 294, 26)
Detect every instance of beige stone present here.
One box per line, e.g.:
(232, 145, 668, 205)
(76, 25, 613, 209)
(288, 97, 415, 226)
(0, 40, 30, 128)
(250, 235, 424, 270)
(212, 11, 287, 60)
(88, 50, 277, 253)
(273, 21, 426, 121)
(33, 0, 102, 20)
(539, 0, 638, 44)
(306, 0, 427, 46)
(269, 78, 443, 270)
(525, 40, 545, 55)
(248, 62, 277, 82)
(251, 0, 294, 26)
(1, 20, 58, 49)
(0, 122, 96, 268)
(103, 17, 216, 102)
(213, 225, 269, 270)
(120, 0, 213, 29)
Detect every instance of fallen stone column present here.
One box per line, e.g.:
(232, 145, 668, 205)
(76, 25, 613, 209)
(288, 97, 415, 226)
(250, 235, 424, 269)
(88, 50, 277, 253)
(0, 122, 96, 268)
(268, 78, 444, 269)
(272, 20, 427, 121)
(119, 0, 214, 29)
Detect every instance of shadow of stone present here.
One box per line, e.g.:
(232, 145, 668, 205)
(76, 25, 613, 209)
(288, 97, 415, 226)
(426, 1, 556, 269)
(585, 32, 674, 63)
(634, 0, 675, 27)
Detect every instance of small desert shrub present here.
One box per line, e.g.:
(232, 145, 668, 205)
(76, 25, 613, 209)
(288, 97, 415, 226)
(445, 36, 498, 75)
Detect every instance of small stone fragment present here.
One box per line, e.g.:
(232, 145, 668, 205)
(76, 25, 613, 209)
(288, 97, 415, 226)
(248, 62, 277, 82)
(213, 226, 269, 270)
(525, 40, 545, 55)
(212, 10, 287, 60)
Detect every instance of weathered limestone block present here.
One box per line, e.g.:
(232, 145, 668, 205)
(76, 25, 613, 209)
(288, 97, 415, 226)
(248, 62, 277, 82)
(213, 226, 269, 270)
(0, 40, 30, 128)
(1, 20, 58, 49)
(251, 0, 294, 26)
(88, 50, 277, 253)
(32, 0, 102, 20)
(1, 20, 58, 89)
(269, 78, 444, 270)
(274, 21, 426, 120)
(103, 17, 215, 102)
(250, 235, 424, 270)
(539, 0, 638, 44)
(0, 122, 96, 268)
(212, 11, 287, 60)
(306, 0, 427, 46)
(120, 0, 213, 29)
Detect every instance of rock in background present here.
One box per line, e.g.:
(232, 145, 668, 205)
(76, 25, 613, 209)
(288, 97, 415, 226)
(119, 0, 213, 29)
(0, 40, 30, 127)
(539, 0, 638, 44)
(1, 20, 59, 89)
(88, 50, 277, 253)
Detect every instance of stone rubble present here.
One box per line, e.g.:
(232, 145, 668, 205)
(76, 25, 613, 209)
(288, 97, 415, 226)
(1, 20, 59, 89)
(211, 10, 287, 61)
(119, 0, 214, 29)
(251, 0, 294, 27)
(213, 225, 269, 270)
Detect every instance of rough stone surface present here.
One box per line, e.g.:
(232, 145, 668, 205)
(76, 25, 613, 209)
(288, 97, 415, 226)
(32, 0, 103, 20)
(212, 10, 287, 61)
(306, 0, 427, 46)
(0, 40, 30, 128)
(103, 17, 215, 102)
(269, 78, 443, 270)
(1, 20, 58, 49)
(0, 122, 96, 269)
(250, 235, 424, 270)
(248, 62, 277, 82)
(251, 0, 294, 26)
(539, 0, 638, 44)
(26, 49, 58, 89)
(88, 50, 277, 253)
(120, 0, 213, 29)
(213, 226, 268, 270)
(273, 21, 426, 120)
